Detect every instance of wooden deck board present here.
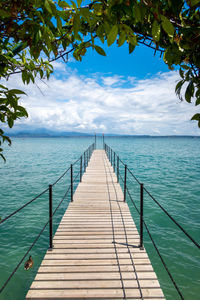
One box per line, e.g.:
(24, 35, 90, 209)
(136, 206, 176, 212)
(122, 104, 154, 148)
(26, 150, 165, 300)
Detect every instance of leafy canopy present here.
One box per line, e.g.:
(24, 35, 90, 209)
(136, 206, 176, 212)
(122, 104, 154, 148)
(0, 0, 199, 160)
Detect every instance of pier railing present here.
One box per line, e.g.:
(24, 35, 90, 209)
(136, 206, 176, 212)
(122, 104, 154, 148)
(0, 141, 95, 294)
(104, 142, 200, 300)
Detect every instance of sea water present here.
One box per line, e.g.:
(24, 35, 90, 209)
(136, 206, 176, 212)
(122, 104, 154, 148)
(0, 137, 199, 300)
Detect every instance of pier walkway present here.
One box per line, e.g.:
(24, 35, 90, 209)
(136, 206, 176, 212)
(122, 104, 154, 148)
(26, 150, 165, 299)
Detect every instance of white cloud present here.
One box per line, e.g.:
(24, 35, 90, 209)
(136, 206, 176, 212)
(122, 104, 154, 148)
(101, 75, 123, 86)
(2, 63, 200, 135)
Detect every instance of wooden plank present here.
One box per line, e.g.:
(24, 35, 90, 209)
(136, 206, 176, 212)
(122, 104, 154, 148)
(26, 150, 165, 300)
(35, 272, 158, 280)
(30, 279, 161, 289)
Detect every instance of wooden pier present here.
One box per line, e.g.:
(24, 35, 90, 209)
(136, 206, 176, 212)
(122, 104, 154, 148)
(26, 150, 165, 299)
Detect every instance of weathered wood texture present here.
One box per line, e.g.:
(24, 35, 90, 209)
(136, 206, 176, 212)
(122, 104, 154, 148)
(26, 150, 165, 299)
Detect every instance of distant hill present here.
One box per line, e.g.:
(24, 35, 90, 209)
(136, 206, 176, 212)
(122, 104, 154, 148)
(7, 129, 92, 137)
(5, 128, 200, 138)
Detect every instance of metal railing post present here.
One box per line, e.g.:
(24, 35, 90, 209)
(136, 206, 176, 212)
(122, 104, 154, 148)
(80, 155, 82, 182)
(114, 152, 116, 173)
(87, 149, 89, 166)
(49, 184, 53, 249)
(124, 164, 127, 202)
(71, 164, 73, 202)
(95, 133, 96, 149)
(103, 133, 104, 149)
(84, 151, 86, 172)
(117, 156, 119, 183)
(111, 149, 113, 166)
(140, 183, 144, 249)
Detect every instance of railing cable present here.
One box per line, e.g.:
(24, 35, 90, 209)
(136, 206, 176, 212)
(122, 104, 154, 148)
(104, 142, 199, 300)
(52, 166, 71, 186)
(52, 186, 71, 217)
(105, 143, 200, 251)
(104, 154, 144, 300)
(0, 142, 95, 295)
(0, 218, 49, 294)
(0, 187, 49, 225)
(143, 219, 184, 300)
(126, 188, 184, 299)
(0, 185, 71, 294)
(127, 167, 141, 185)
(143, 187, 200, 250)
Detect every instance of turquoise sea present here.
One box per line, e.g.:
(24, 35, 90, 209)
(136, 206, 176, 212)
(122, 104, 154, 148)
(0, 136, 199, 300)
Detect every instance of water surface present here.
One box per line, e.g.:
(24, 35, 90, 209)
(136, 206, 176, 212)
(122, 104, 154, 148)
(0, 136, 199, 299)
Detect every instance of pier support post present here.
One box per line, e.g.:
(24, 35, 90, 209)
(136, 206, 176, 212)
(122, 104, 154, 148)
(140, 183, 144, 249)
(80, 156, 82, 182)
(124, 164, 127, 202)
(49, 184, 53, 249)
(84, 151, 86, 172)
(71, 164, 73, 202)
(117, 156, 119, 183)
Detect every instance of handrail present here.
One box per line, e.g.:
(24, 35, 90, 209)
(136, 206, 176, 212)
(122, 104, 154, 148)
(143, 187, 200, 250)
(126, 186, 184, 299)
(104, 142, 199, 300)
(0, 187, 49, 225)
(0, 141, 95, 294)
(0, 143, 95, 226)
(104, 142, 200, 250)
(52, 166, 71, 187)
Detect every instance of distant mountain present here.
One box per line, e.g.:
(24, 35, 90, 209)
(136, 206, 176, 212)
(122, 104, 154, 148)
(7, 128, 92, 137)
(5, 128, 200, 138)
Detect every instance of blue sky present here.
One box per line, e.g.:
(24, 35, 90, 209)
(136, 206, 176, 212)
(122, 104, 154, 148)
(4, 41, 200, 136)
(68, 42, 169, 79)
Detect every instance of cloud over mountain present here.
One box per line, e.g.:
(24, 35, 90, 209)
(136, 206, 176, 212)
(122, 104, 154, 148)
(3, 62, 199, 136)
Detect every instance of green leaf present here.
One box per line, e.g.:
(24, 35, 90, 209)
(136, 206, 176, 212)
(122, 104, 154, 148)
(129, 43, 136, 54)
(191, 113, 200, 120)
(179, 68, 184, 79)
(0, 153, 6, 163)
(128, 34, 137, 46)
(44, 0, 52, 13)
(118, 31, 126, 47)
(133, 5, 142, 22)
(77, 0, 82, 8)
(0, 84, 7, 90)
(58, 1, 71, 9)
(107, 25, 118, 47)
(73, 14, 80, 39)
(94, 45, 106, 56)
(175, 80, 184, 95)
(152, 20, 161, 41)
(161, 16, 174, 38)
(17, 106, 28, 117)
(71, 1, 77, 9)
(7, 118, 14, 128)
(96, 25, 105, 43)
(195, 97, 200, 106)
(185, 81, 194, 103)
(8, 89, 26, 95)
(57, 17, 62, 32)
(191, 113, 200, 128)
(187, 0, 200, 7)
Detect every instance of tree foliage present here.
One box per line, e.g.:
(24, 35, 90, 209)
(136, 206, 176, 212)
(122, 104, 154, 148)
(0, 0, 199, 160)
